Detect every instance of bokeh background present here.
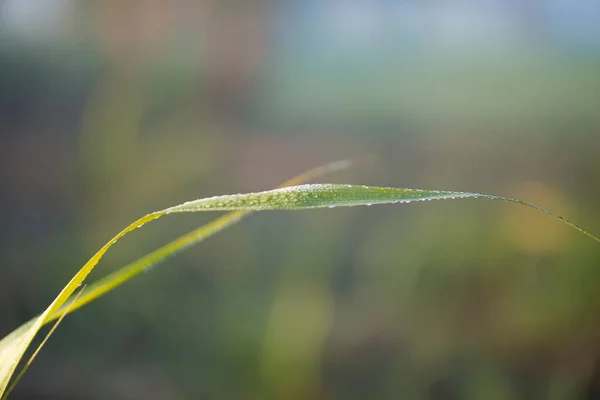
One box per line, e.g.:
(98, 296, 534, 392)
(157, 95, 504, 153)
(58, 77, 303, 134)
(1, 1, 600, 399)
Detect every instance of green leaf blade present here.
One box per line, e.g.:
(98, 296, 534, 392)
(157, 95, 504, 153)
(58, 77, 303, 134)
(2, 169, 598, 398)
(166, 184, 479, 212)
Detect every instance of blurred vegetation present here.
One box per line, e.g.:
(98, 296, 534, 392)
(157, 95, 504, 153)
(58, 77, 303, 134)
(1, 1, 600, 399)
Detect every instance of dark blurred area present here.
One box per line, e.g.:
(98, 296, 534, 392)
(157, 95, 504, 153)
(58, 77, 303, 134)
(1, 1, 600, 399)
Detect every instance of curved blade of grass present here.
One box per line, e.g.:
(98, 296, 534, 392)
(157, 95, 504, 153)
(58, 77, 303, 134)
(2, 175, 598, 398)
(165, 184, 600, 243)
(0, 158, 359, 398)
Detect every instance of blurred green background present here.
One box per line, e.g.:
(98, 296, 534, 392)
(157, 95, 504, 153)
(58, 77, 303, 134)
(1, 1, 600, 399)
